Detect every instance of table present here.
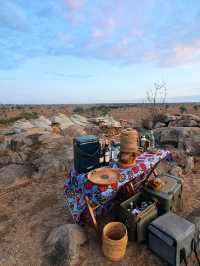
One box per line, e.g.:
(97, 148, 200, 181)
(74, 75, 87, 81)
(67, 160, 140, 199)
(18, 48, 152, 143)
(64, 149, 171, 223)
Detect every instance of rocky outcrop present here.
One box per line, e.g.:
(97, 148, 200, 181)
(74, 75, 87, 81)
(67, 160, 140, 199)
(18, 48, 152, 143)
(142, 118, 154, 130)
(153, 114, 200, 129)
(154, 122, 166, 129)
(154, 127, 200, 156)
(31, 116, 52, 130)
(70, 114, 89, 127)
(50, 114, 74, 130)
(13, 119, 34, 132)
(169, 114, 200, 127)
(44, 224, 88, 266)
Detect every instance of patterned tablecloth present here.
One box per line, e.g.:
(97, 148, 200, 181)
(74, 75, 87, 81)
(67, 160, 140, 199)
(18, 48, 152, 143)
(64, 149, 171, 222)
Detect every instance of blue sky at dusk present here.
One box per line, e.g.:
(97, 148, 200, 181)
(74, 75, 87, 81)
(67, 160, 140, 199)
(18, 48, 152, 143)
(0, 0, 200, 104)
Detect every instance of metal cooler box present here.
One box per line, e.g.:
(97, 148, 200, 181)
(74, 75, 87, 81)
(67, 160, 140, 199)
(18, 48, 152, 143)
(119, 192, 158, 242)
(73, 135, 100, 173)
(148, 212, 195, 266)
(144, 173, 182, 214)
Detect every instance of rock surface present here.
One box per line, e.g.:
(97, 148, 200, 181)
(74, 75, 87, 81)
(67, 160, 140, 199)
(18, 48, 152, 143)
(31, 116, 52, 131)
(13, 119, 34, 132)
(50, 114, 74, 130)
(142, 118, 154, 130)
(169, 114, 200, 127)
(154, 127, 200, 156)
(70, 114, 89, 127)
(45, 224, 88, 266)
(0, 164, 30, 188)
(154, 122, 166, 129)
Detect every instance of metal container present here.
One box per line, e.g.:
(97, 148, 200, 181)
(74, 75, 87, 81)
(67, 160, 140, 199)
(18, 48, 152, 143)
(119, 192, 158, 242)
(144, 173, 182, 214)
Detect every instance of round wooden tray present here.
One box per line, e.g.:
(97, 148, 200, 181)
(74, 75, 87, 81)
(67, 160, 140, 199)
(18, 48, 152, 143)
(88, 167, 121, 185)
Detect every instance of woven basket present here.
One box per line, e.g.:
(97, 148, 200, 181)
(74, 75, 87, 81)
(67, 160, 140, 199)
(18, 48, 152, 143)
(120, 129, 139, 153)
(102, 222, 128, 261)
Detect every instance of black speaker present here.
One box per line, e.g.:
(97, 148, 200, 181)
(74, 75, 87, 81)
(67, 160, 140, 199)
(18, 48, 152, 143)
(73, 135, 100, 174)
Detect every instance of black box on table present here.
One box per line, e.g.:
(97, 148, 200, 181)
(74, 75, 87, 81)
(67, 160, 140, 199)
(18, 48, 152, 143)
(73, 135, 100, 174)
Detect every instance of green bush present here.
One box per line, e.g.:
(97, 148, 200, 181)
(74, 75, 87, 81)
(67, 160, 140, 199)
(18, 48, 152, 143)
(179, 105, 187, 114)
(19, 111, 38, 120)
(0, 112, 38, 125)
(74, 107, 84, 114)
(193, 105, 200, 111)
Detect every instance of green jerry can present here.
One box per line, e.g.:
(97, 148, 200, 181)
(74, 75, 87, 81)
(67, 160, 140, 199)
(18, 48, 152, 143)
(119, 192, 158, 242)
(144, 173, 182, 215)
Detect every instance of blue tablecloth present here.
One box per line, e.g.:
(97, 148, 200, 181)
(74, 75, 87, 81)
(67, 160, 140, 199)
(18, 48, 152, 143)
(64, 149, 171, 222)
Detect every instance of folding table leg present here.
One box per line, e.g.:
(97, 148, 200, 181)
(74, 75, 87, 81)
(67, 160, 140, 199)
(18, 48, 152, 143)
(85, 196, 99, 235)
(152, 169, 158, 177)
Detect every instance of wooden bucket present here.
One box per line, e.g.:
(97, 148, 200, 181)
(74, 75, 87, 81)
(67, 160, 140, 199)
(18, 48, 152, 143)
(102, 222, 128, 261)
(120, 129, 139, 153)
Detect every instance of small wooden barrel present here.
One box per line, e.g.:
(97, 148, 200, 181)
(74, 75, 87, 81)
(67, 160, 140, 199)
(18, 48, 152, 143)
(102, 222, 128, 261)
(120, 129, 139, 153)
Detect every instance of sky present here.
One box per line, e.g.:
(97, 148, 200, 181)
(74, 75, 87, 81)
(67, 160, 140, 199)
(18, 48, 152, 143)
(0, 0, 200, 104)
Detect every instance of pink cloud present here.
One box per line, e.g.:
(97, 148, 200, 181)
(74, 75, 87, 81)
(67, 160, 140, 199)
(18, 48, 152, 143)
(87, 17, 117, 48)
(165, 39, 200, 66)
(175, 40, 200, 59)
(64, 0, 84, 10)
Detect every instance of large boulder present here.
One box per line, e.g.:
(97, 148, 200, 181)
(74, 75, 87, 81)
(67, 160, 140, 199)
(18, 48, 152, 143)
(38, 133, 64, 145)
(154, 122, 166, 129)
(96, 115, 121, 128)
(13, 119, 34, 132)
(183, 134, 200, 156)
(154, 127, 200, 156)
(44, 224, 88, 266)
(162, 114, 177, 124)
(63, 125, 86, 138)
(31, 116, 52, 131)
(142, 118, 154, 130)
(70, 114, 89, 127)
(0, 135, 11, 152)
(154, 127, 183, 147)
(9, 128, 46, 151)
(50, 114, 74, 130)
(32, 135, 71, 178)
(169, 114, 200, 127)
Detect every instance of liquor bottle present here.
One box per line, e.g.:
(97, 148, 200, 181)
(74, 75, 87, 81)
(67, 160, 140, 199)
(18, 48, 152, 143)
(140, 135, 146, 148)
(111, 142, 120, 162)
(104, 142, 110, 166)
(150, 130, 155, 148)
(99, 142, 105, 166)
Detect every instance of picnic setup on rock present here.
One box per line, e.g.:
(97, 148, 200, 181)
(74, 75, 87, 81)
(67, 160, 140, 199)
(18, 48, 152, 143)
(64, 128, 200, 266)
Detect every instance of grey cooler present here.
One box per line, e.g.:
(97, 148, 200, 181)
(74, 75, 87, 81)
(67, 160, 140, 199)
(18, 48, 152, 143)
(148, 212, 195, 266)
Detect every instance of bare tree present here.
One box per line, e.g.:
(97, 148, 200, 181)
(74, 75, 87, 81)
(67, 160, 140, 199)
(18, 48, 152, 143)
(146, 82, 167, 120)
(142, 82, 168, 129)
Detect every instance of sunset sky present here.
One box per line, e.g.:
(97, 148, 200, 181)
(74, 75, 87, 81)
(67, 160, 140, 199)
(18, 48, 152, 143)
(0, 0, 200, 103)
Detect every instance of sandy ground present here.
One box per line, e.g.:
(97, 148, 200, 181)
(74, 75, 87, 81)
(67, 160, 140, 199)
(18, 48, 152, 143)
(0, 161, 199, 266)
